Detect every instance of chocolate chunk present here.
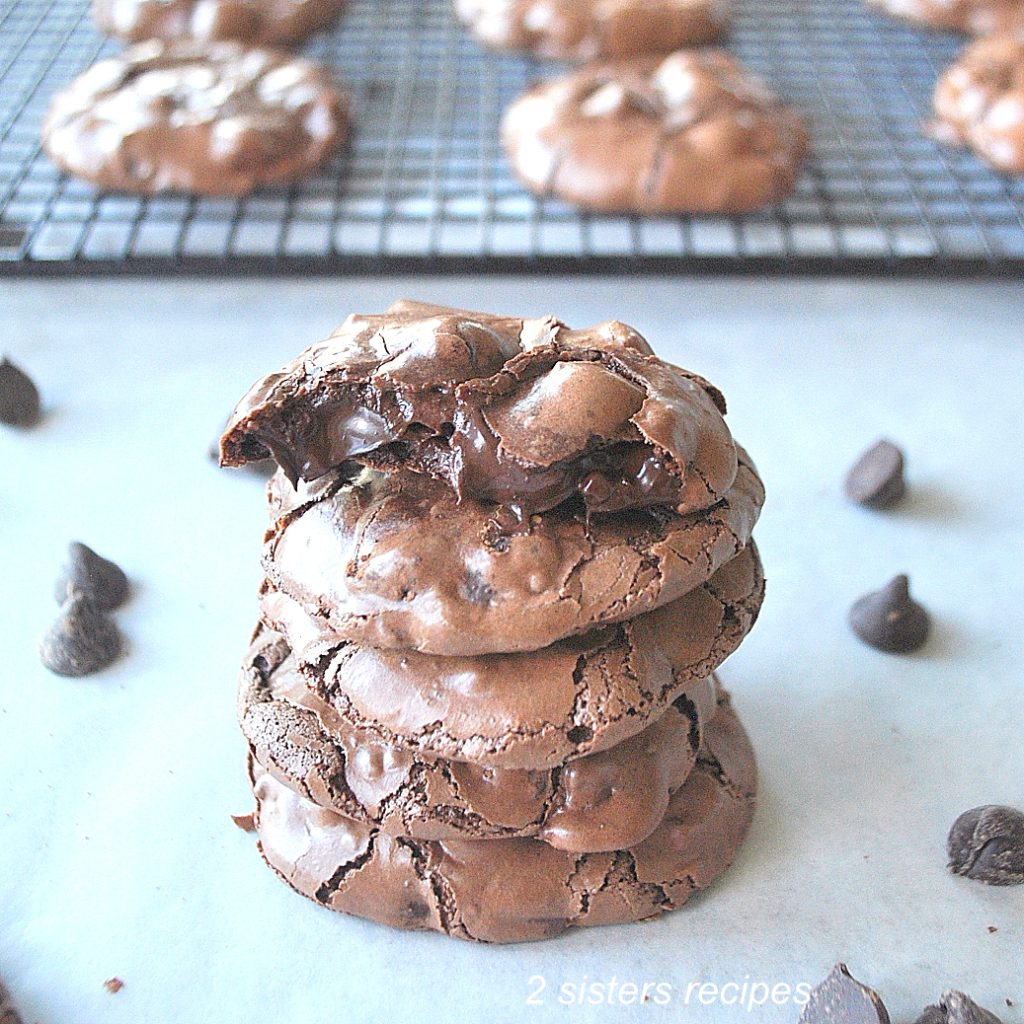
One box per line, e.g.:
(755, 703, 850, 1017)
(844, 439, 906, 508)
(947, 805, 1024, 886)
(799, 964, 891, 1024)
(0, 978, 24, 1024)
(103, 978, 124, 994)
(0, 356, 41, 427)
(40, 592, 123, 677)
(54, 542, 130, 611)
(914, 992, 1005, 1024)
(231, 812, 256, 832)
(848, 575, 930, 654)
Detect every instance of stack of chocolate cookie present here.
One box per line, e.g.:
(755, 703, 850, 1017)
(222, 301, 766, 943)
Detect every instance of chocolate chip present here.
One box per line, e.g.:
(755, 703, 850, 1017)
(0, 356, 41, 427)
(799, 964, 891, 1024)
(844, 439, 905, 508)
(947, 805, 1024, 886)
(848, 575, 930, 653)
(54, 542, 130, 612)
(914, 991, 1005, 1024)
(40, 592, 123, 677)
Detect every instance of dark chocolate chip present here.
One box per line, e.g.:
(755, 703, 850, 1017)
(40, 592, 123, 677)
(848, 575, 930, 653)
(914, 991, 1005, 1024)
(947, 805, 1024, 886)
(844, 439, 905, 509)
(0, 356, 41, 428)
(54, 542, 130, 612)
(800, 964, 891, 1024)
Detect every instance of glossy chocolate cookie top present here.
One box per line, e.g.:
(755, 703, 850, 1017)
(455, 0, 729, 61)
(931, 35, 1024, 176)
(240, 624, 720, 850)
(261, 450, 763, 656)
(501, 49, 808, 214)
(259, 540, 763, 767)
(92, 0, 347, 45)
(221, 300, 738, 519)
(866, 0, 1024, 35)
(249, 688, 757, 943)
(42, 40, 349, 196)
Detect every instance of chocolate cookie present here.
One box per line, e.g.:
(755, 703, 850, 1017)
(240, 624, 722, 850)
(221, 300, 739, 519)
(42, 40, 349, 196)
(866, 0, 1024, 35)
(501, 50, 808, 214)
(931, 36, 1024, 176)
(92, 0, 346, 45)
(261, 451, 763, 656)
(455, 0, 729, 61)
(250, 690, 756, 943)
(259, 541, 763, 767)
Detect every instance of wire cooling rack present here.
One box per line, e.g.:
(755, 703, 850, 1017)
(2, 0, 1024, 274)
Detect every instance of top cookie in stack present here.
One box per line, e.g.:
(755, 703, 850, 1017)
(223, 301, 766, 942)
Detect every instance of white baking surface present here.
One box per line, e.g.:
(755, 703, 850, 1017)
(1, 278, 1022, 1024)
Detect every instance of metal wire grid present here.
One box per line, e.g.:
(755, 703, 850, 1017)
(1, 0, 1024, 273)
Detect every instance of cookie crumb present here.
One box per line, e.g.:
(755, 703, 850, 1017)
(103, 977, 124, 994)
(988, 925, 998, 933)
(231, 812, 256, 832)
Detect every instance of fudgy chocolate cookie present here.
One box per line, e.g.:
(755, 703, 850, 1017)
(455, 0, 729, 61)
(240, 624, 722, 850)
(501, 49, 808, 213)
(931, 35, 1024, 176)
(42, 40, 349, 195)
(866, 0, 1024, 35)
(221, 300, 739, 519)
(261, 453, 763, 656)
(92, 0, 347, 45)
(250, 689, 756, 943)
(259, 542, 763, 767)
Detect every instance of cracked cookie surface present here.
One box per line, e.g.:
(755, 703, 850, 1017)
(260, 448, 763, 656)
(501, 49, 808, 213)
(241, 624, 722, 850)
(931, 35, 1024, 175)
(455, 0, 729, 61)
(250, 689, 756, 943)
(221, 300, 739, 519)
(92, 0, 347, 44)
(258, 541, 763, 767)
(42, 40, 350, 196)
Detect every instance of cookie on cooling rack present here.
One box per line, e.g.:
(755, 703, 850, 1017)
(41, 40, 350, 196)
(92, 0, 347, 45)
(865, 0, 1024, 35)
(931, 34, 1024, 175)
(501, 49, 808, 213)
(455, 0, 729, 60)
